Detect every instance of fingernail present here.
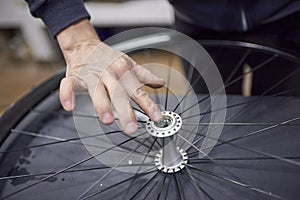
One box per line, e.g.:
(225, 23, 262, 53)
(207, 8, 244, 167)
(102, 113, 113, 124)
(126, 122, 137, 134)
(152, 110, 162, 122)
(64, 100, 73, 111)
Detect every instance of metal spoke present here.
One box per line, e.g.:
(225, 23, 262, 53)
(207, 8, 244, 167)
(77, 135, 149, 200)
(1, 132, 147, 200)
(182, 122, 300, 126)
(177, 134, 241, 181)
(184, 118, 300, 167)
(182, 87, 297, 121)
(164, 54, 173, 111)
(33, 109, 96, 119)
(164, 176, 172, 200)
(187, 164, 283, 199)
(188, 156, 300, 163)
(179, 54, 278, 116)
(172, 75, 202, 112)
(173, 173, 184, 200)
(124, 137, 159, 198)
(0, 129, 124, 154)
(132, 106, 147, 116)
(155, 174, 167, 200)
(81, 168, 157, 200)
(143, 174, 162, 199)
(0, 162, 154, 181)
(9, 129, 149, 155)
(129, 172, 160, 200)
(143, 48, 162, 106)
(202, 116, 300, 152)
(181, 169, 214, 200)
(225, 48, 251, 83)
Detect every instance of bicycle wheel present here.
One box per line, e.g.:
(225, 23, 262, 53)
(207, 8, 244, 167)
(0, 28, 300, 200)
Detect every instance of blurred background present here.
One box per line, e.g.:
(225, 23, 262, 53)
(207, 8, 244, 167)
(2, 0, 300, 115)
(0, 0, 175, 114)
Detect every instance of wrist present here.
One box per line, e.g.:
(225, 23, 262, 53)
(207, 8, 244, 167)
(57, 19, 102, 67)
(57, 19, 100, 50)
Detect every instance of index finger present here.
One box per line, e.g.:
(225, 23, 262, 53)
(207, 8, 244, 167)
(119, 70, 162, 122)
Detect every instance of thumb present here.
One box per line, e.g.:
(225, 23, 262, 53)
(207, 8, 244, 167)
(59, 77, 75, 111)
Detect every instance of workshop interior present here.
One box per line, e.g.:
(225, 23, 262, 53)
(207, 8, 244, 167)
(0, 0, 300, 199)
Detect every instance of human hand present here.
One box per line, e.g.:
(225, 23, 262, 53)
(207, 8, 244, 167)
(57, 20, 164, 134)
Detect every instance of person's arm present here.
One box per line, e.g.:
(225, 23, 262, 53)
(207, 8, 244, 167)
(25, 0, 91, 37)
(25, 1, 164, 134)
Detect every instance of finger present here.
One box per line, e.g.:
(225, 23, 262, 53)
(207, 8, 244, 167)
(119, 71, 162, 122)
(59, 77, 75, 111)
(132, 64, 165, 88)
(86, 78, 114, 125)
(133, 87, 163, 122)
(102, 72, 137, 134)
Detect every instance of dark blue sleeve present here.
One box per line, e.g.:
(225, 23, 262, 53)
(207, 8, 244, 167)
(25, 0, 91, 37)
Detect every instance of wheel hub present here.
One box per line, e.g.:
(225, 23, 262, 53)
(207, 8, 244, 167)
(146, 111, 188, 173)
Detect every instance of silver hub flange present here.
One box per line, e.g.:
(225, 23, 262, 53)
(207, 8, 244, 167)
(154, 147, 188, 173)
(146, 111, 182, 137)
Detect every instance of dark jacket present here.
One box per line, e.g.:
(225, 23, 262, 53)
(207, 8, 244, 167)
(25, 0, 300, 37)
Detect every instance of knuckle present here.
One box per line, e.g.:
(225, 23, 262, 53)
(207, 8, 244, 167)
(110, 56, 135, 78)
(133, 88, 149, 100)
(140, 70, 152, 81)
(115, 57, 129, 71)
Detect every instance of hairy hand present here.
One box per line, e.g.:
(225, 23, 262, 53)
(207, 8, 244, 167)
(57, 25, 164, 133)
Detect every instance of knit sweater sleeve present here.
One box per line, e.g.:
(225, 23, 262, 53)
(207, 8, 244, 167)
(25, 0, 91, 37)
